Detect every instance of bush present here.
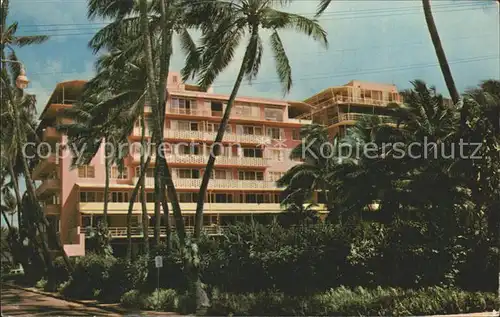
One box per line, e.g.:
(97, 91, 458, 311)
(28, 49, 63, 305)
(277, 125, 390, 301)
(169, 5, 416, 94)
(206, 287, 498, 316)
(35, 278, 47, 290)
(61, 253, 116, 300)
(120, 289, 178, 311)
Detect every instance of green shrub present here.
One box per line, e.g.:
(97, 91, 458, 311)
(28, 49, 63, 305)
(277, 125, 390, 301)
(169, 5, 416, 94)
(144, 289, 178, 311)
(120, 289, 146, 308)
(206, 287, 498, 316)
(61, 253, 116, 299)
(35, 278, 47, 290)
(120, 289, 178, 311)
(53, 256, 73, 285)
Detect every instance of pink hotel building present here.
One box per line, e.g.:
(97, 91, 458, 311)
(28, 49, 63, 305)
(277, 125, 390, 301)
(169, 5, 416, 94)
(34, 72, 403, 256)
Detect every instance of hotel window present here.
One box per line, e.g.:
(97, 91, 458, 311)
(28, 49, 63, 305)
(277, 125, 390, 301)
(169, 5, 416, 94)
(177, 169, 200, 179)
(264, 107, 284, 121)
(239, 125, 262, 135)
(268, 172, 285, 182)
(80, 191, 96, 203)
(207, 123, 231, 133)
(179, 192, 199, 203)
(243, 148, 263, 158)
(177, 144, 201, 155)
(171, 98, 196, 114)
(238, 171, 264, 181)
(292, 129, 301, 140)
(211, 170, 231, 180)
(266, 127, 283, 139)
(210, 193, 233, 203)
(234, 104, 259, 118)
(135, 167, 155, 178)
(244, 193, 265, 204)
(111, 191, 129, 203)
(111, 166, 129, 179)
(269, 149, 284, 162)
(177, 121, 200, 131)
(78, 165, 95, 178)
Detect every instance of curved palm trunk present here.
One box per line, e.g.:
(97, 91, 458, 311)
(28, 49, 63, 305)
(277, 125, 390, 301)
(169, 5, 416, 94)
(194, 48, 250, 240)
(157, 0, 173, 251)
(422, 0, 460, 105)
(140, 113, 149, 255)
(126, 155, 152, 261)
(139, 0, 162, 246)
(139, 0, 183, 247)
(8, 89, 73, 287)
(7, 162, 23, 235)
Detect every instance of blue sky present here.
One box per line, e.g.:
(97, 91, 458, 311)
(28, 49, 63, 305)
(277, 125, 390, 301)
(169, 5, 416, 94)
(9, 0, 499, 113)
(2, 0, 499, 227)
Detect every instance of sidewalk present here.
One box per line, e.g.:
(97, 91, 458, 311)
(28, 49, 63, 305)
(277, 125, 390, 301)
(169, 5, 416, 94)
(2, 283, 181, 316)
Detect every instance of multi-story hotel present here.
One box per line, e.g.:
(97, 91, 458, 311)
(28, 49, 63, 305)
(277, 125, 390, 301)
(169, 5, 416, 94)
(295, 80, 404, 138)
(34, 72, 317, 256)
(35, 75, 406, 257)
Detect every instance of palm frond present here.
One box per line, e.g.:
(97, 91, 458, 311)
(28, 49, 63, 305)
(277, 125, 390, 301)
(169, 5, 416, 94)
(269, 30, 291, 94)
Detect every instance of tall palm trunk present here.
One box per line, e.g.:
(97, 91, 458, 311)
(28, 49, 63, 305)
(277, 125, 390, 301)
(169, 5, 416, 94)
(140, 113, 149, 255)
(7, 162, 23, 235)
(157, 0, 173, 251)
(103, 143, 110, 226)
(139, 0, 184, 247)
(194, 33, 254, 240)
(422, 0, 460, 105)
(9, 89, 73, 286)
(139, 0, 161, 245)
(126, 155, 152, 261)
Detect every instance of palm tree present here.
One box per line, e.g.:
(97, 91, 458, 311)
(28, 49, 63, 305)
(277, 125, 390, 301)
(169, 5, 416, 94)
(315, 0, 460, 104)
(1, 0, 49, 65)
(277, 124, 336, 213)
(421, 0, 459, 105)
(87, 0, 200, 248)
(182, 0, 328, 241)
(1, 60, 73, 288)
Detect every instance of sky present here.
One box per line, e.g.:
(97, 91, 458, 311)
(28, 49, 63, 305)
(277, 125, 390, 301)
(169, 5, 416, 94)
(2, 0, 499, 227)
(8, 0, 500, 114)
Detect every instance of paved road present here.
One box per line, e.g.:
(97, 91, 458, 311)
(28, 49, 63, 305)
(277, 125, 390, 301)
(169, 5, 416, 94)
(1, 284, 122, 316)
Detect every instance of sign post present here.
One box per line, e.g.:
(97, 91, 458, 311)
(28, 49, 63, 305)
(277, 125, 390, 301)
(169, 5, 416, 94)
(154, 255, 163, 310)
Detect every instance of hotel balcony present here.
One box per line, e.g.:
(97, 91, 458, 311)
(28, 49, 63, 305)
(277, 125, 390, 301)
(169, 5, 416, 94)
(131, 153, 268, 167)
(80, 225, 223, 238)
(133, 177, 279, 190)
(43, 204, 60, 215)
(42, 127, 61, 142)
(164, 129, 272, 144)
(32, 154, 58, 180)
(79, 202, 286, 215)
(327, 113, 396, 126)
(36, 179, 60, 197)
(333, 95, 402, 107)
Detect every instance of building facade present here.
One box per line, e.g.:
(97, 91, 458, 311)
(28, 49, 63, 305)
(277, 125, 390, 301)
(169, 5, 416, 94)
(295, 80, 404, 138)
(35, 73, 316, 257)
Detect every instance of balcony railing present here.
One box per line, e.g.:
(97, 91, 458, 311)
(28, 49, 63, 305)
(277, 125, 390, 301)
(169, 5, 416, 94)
(43, 204, 60, 214)
(42, 127, 60, 141)
(164, 129, 271, 144)
(131, 153, 268, 167)
(133, 177, 279, 189)
(80, 225, 224, 237)
(165, 154, 268, 167)
(36, 179, 60, 197)
(328, 113, 396, 126)
(333, 95, 401, 106)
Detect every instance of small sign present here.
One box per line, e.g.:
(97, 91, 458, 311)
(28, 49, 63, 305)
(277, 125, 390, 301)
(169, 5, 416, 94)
(155, 255, 163, 268)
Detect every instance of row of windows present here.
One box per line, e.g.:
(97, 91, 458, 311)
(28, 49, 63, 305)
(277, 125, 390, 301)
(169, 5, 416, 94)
(136, 167, 281, 181)
(79, 191, 282, 204)
(77, 165, 287, 181)
(78, 165, 128, 179)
